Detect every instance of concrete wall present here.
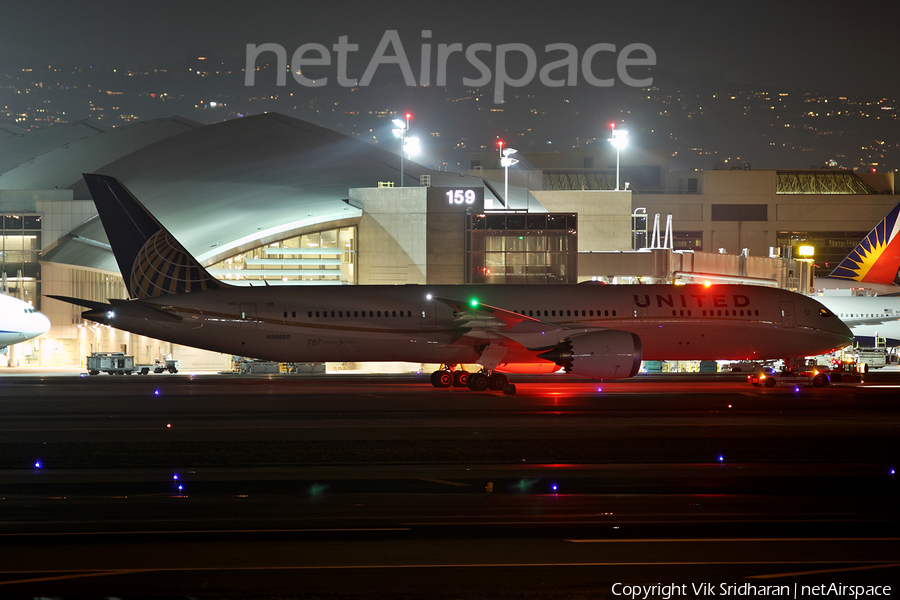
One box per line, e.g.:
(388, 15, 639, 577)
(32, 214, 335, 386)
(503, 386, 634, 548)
(639, 170, 898, 257)
(532, 190, 631, 252)
(353, 187, 428, 285)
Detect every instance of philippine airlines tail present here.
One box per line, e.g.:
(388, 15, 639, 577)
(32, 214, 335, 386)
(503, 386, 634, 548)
(827, 200, 900, 286)
(82, 174, 223, 299)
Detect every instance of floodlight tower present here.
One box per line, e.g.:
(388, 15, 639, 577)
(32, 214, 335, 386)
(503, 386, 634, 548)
(500, 146, 519, 209)
(392, 113, 411, 186)
(608, 123, 629, 191)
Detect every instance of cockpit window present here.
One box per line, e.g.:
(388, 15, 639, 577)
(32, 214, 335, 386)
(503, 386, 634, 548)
(819, 307, 835, 317)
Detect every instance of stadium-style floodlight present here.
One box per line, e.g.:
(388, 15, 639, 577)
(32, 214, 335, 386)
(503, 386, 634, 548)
(404, 136, 420, 160)
(500, 147, 519, 208)
(392, 113, 411, 186)
(608, 123, 629, 191)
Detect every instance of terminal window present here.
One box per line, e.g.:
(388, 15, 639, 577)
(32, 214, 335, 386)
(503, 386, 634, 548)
(466, 213, 577, 284)
(207, 226, 357, 285)
(0, 214, 41, 307)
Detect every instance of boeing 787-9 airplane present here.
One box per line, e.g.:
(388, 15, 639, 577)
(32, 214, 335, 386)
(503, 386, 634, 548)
(50, 174, 853, 392)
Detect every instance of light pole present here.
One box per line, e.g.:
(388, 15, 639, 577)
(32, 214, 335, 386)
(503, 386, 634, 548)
(608, 123, 628, 191)
(404, 135, 420, 163)
(500, 147, 518, 208)
(392, 113, 411, 186)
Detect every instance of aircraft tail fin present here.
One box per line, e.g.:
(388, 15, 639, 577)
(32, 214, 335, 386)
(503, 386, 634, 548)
(828, 200, 900, 285)
(82, 174, 223, 299)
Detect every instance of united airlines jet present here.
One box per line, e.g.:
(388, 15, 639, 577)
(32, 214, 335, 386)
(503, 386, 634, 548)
(50, 175, 853, 391)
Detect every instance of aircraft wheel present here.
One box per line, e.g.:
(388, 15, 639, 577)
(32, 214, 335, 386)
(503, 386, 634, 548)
(764, 377, 777, 388)
(503, 383, 516, 396)
(467, 373, 489, 391)
(488, 373, 509, 390)
(433, 370, 453, 388)
(452, 370, 470, 387)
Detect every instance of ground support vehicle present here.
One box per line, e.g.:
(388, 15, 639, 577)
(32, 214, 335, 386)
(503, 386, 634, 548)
(749, 369, 831, 388)
(86, 352, 135, 376)
(148, 358, 179, 374)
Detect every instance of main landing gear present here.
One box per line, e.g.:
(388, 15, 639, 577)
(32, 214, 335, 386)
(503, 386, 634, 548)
(430, 365, 516, 395)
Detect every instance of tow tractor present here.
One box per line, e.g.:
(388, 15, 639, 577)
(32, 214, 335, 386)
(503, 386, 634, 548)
(749, 368, 830, 388)
(749, 356, 864, 388)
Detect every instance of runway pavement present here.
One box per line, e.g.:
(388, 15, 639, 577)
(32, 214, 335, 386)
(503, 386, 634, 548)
(0, 371, 897, 598)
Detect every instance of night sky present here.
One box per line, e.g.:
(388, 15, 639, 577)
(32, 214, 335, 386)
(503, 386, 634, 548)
(3, 0, 900, 171)
(4, 0, 898, 96)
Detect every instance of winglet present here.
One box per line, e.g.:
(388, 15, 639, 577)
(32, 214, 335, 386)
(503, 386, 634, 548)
(82, 174, 223, 299)
(828, 200, 900, 285)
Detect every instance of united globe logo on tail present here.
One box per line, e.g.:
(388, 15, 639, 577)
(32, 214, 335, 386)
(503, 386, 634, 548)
(81, 173, 223, 300)
(131, 229, 221, 298)
(829, 202, 900, 285)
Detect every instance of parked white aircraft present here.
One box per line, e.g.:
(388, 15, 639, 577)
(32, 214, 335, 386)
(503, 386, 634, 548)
(815, 295, 900, 346)
(50, 174, 853, 391)
(0, 292, 51, 349)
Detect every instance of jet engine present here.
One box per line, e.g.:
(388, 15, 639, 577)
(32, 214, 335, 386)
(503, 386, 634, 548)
(537, 330, 642, 379)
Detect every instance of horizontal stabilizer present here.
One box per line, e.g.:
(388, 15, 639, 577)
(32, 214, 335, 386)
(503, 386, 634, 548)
(47, 294, 111, 311)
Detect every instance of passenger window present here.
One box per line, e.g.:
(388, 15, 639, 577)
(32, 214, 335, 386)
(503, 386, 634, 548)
(292, 311, 296, 318)
(316, 311, 320, 317)
(283, 311, 287, 318)
(308, 311, 312, 318)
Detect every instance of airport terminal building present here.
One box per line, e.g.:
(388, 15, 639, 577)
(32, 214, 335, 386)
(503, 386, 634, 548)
(0, 113, 895, 369)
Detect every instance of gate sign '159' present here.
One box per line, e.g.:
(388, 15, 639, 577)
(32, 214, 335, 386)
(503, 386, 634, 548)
(447, 189, 477, 205)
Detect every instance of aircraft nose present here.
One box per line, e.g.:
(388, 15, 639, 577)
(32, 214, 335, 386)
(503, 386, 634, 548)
(29, 313, 51, 337)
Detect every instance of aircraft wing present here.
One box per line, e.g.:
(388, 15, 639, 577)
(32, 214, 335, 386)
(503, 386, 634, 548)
(432, 296, 549, 329)
(433, 295, 604, 351)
